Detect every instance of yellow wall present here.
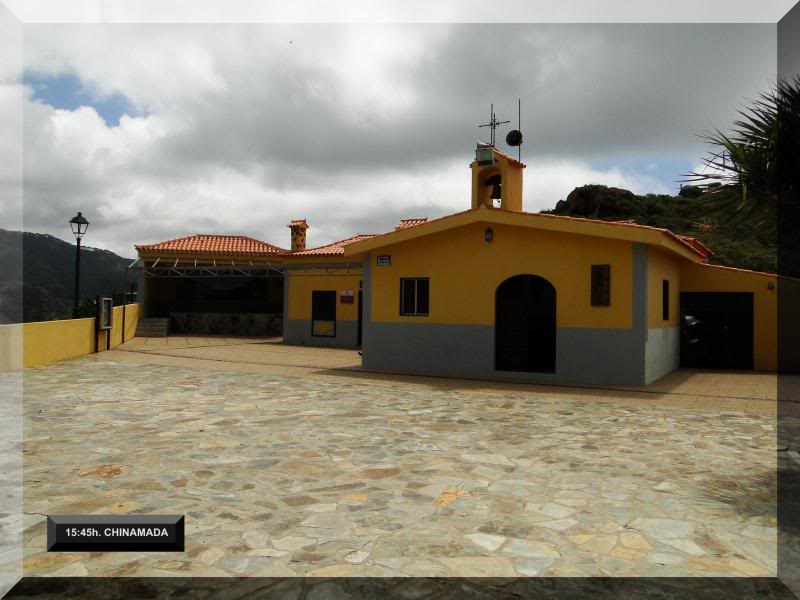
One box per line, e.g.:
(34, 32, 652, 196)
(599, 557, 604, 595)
(680, 263, 777, 371)
(110, 303, 139, 347)
(21, 304, 140, 369)
(370, 222, 634, 328)
(648, 247, 681, 329)
(347, 207, 702, 265)
(287, 272, 361, 321)
(23, 317, 96, 368)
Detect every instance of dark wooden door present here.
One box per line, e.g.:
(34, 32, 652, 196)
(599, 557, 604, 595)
(495, 275, 556, 372)
(311, 290, 336, 337)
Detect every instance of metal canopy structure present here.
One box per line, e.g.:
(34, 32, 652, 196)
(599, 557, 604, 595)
(133, 258, 364, 278)
(140, 257, 284, 278)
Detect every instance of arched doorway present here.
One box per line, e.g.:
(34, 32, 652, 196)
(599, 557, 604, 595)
(495, 275, 556, 373)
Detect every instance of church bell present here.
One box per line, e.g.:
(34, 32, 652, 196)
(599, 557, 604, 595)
(490, 184, 502, 200)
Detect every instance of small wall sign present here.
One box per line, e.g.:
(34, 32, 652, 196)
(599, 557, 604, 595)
(340, 290, 354, 304)
(377, 255, 391, 267)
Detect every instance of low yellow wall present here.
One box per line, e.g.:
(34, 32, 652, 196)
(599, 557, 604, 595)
(680, 263, 777, 371)
(23, 317, 96, 368)
(110, 303, 140, 348)
(19, 304, 140, 369)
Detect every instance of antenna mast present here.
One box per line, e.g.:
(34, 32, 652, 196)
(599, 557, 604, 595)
(478, 104, 510, 147)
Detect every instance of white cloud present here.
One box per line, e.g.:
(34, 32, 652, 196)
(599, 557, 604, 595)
(13, 23, 776, 257)
(524, 160, 671, 211)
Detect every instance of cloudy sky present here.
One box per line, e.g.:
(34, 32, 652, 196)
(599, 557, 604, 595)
(9, 23, 777, 256)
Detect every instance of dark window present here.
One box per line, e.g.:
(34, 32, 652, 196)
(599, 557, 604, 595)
(400, 278, 430, 316)
(311, 290, 336, 337)
(662, 280, 670, 320)
(591, 264, 611, 306)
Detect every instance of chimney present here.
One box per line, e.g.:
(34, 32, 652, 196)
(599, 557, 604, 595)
(287, 219, 309, 252)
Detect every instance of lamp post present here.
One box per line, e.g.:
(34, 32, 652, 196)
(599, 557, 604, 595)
(69, 212, 89, 318)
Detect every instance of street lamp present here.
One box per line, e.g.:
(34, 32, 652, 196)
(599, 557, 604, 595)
(69, 212, 89, 317)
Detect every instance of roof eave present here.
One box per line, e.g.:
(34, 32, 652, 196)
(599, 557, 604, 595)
(343, 208, 707, 262)
(136, 248, 286, 258)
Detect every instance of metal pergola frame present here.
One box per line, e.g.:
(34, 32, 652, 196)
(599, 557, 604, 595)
(139, 257, 284, 278)
(129, 257, 365, 279)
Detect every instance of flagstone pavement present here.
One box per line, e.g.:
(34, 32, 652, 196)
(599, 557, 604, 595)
(14, 345, 780, 578)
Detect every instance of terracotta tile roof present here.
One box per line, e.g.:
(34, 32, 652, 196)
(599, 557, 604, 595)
(291, 234, 379, 256)
(394, 218, 428, 230)
(530, 211, 713, 259)
(676, 234, 713, 257)
(613, 222, 712, 258)
(527, 211, 712, 259)
(135, 234, 286, 256)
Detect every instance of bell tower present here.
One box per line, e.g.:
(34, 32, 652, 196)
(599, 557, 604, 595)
(470, 145, 525, 211)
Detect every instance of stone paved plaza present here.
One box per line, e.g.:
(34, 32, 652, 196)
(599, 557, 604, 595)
(17, 339, 780, 578)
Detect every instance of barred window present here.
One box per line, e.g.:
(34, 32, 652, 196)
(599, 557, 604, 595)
(591, 264, 611, 306)
(400, 278, 429, 316)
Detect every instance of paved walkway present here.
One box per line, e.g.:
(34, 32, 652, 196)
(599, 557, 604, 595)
(18, 338, 780, 577)
(116, 336, 780, 415)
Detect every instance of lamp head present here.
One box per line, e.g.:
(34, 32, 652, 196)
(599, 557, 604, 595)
(69, 212, 89, 239)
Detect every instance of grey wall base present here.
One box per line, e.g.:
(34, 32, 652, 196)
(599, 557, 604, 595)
(362, 322, 672, 387)
(284, 319, 359, 347)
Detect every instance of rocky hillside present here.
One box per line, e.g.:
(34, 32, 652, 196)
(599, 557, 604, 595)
(544, 185, 776, 274)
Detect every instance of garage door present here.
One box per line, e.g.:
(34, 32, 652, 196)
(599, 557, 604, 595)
(680, 292, 753, 369)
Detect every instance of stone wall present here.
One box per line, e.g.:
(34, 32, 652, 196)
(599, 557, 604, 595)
(169, 312, 282, 337)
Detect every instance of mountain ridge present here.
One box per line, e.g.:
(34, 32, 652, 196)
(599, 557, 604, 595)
(0, 229, 134, 323)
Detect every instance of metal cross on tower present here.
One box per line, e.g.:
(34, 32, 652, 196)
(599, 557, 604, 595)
(478, 103, 510, 147)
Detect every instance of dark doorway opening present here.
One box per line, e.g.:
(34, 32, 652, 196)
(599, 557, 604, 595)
(146, 276, 283, 317)
(495, 274, 556, 373)
(311, 290, 336, 337)
(680, 292, 753, 369)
